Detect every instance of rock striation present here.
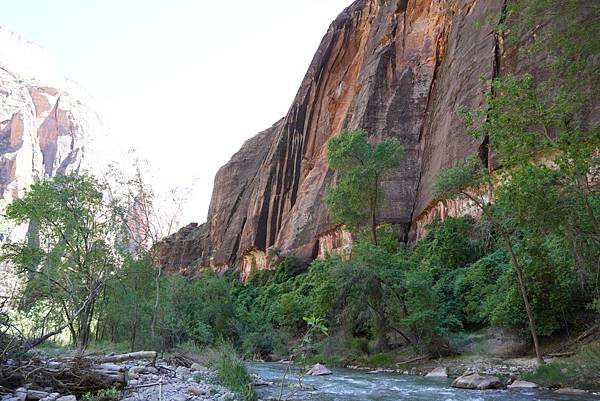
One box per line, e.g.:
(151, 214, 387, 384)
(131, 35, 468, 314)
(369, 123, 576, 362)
(157, 0, 533, 277)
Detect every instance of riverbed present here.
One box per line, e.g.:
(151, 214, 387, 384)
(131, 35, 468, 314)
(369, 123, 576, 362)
(249, 362, 600, 401)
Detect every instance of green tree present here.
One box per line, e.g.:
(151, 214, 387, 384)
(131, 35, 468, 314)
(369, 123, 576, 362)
(325, 129, 403, 245)
(1, 174, 125, 351)
(434, 156, 546, 364)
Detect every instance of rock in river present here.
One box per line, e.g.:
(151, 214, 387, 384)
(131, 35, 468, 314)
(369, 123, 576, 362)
(452, 373, 504, 390)
(425, 367, 448, 378)
(508, 380, 539, 389)
(306, 363, 332, 376)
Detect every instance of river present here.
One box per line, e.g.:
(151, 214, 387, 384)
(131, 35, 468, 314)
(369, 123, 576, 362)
(249, 362, 600, 401)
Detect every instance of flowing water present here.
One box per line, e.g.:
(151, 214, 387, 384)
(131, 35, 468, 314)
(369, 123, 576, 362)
(249, 362, 600, 401)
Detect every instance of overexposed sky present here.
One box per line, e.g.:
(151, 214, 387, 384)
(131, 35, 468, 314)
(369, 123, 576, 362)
(2, 0, 351, 224)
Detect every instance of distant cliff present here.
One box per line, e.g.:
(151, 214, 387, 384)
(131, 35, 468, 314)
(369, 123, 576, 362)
(157, 0, 545, 278)
(0, 26, 105, 296)
(0, 27, 104, 209)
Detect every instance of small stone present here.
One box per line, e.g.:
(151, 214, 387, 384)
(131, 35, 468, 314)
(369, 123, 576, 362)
(13, 388, 26, 401)
(130, 365, 147, 374)
(176, 366, 191, 378)
(425, 367, 448, 378)
(56, 396, 76, 401)
(190, 362, 204, 371)
(39, 393, 60, 401)
(189, 386, 208, 396)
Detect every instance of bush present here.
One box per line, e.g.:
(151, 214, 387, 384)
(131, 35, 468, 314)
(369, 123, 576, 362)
(351, 337, 369, 355)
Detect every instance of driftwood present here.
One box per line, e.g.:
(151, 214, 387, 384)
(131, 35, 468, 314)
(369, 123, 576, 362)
(0, 351, 158, 396)
(99, 350, 157, 363)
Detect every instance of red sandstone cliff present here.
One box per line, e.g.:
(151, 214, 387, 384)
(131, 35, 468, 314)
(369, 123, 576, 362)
(158, 0, 521, 278)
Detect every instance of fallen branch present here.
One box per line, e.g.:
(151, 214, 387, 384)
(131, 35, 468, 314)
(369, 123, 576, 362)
(545, 351, 576, 358)
(99, 351, 157, 363)
(124, 382, 161, 390)
(396, 355, 428, 365)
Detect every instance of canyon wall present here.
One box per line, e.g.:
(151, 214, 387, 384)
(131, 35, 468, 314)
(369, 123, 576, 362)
(0, 27, 105, 297)
(158, 0, 511, 277)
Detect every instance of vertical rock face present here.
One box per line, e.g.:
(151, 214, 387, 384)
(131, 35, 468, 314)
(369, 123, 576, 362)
(158, 0, 508, 276)
(0, 27, 103, 212)
(0, 27, 105, 297)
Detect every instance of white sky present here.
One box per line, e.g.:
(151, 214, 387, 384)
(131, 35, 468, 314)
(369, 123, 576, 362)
(2, 0, 351, 224)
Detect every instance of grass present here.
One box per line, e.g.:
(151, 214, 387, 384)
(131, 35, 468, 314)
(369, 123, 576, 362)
(196, 343, 258, 401)
(523, 363, 576, 386)
(523, 344, 600, 390)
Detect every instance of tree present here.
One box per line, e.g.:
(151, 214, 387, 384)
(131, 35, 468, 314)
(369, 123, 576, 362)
(1, 174, 125, 351)
(325, 129, 403, 245)
(433, 156, 546, 364)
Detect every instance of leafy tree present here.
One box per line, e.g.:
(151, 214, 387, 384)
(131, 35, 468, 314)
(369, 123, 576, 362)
(404, 217, 480, 354)
(1, 174, 125, 351)
(434, 155, 546, 363)
(326, 130, 403, 245)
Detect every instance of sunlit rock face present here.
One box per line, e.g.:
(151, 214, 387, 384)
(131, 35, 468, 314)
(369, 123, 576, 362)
(157, 0, 506, 276)
(0, 27, 105, 297)
(0, 27, 104, 208)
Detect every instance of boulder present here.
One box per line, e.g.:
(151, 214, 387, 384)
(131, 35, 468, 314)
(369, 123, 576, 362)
(306, 363, 332, 376)
(508, 380, 539, 389)
(23, 390, 50, 400)
(425, 367, 448, 378)
(452, 373, 504, 390)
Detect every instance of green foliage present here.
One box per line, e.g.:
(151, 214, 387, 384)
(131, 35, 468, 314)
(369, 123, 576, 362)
(432, 156, 488, 201)
(326, 129, 403, 242)
(403, 217, 481, 354)
(1, 174, 125, 349)
(201, 343, 257, 401)
(82, 388, 119, 401)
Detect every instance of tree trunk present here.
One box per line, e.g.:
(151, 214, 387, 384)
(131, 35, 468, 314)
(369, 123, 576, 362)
(460, 191, 544, 365)
(151, 263, 162, 349)
(505, 239, 545, 365)
(76, 302, 94, 352)
(371, 211, 378, 246)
